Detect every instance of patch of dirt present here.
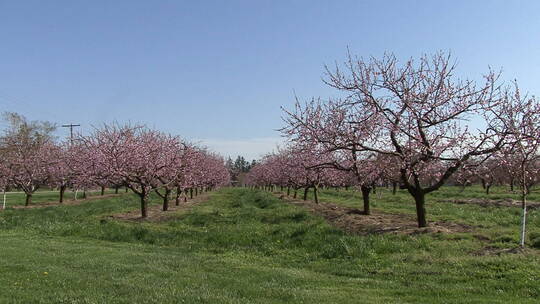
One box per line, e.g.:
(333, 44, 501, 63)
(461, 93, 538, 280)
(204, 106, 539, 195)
(109, 193, 211, 222)
(9, 194, 122, 209)
(440, 198, 540, 210)
(279, 195, 473, 236)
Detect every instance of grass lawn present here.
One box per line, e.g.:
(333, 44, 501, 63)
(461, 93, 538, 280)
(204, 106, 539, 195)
(0, 187, 539, 303)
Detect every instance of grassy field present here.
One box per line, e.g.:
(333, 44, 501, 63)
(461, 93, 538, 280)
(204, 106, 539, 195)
(2, 188, 121, 207)
(307, 185, 540, 248)
(0, 187, 539, 303)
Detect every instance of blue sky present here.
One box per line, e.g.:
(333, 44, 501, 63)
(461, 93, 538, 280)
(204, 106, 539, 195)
(1, 1, 539, 160)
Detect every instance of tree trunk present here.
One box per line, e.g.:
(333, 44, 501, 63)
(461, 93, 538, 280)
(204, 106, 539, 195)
(293, 189, 297, 199)
(303, 187, 309, 201)
(287, 186, 290, 196)
(115, 186, 119, 194)
(361, 185, 371, 215)
(140, 195, 148, 218)
(190, 188, 193, 199)
(481, 179, 486, 189)
(59, 185, 66, 203)
(101, 186, 105, 196)
(25, 193, 32, 206)
(162, 189, 171, 211)
(510, 179, 514, 192)
(83, 190, 87, 199)
(392, 182, 397, 195)
(195, 187, 198, 196)
(412, 190, 427, 228)
(125, 187, 129, 193)
(175, 186, 181, 206)
(313, 185, 319, 204)
(486, 185, 491, 195)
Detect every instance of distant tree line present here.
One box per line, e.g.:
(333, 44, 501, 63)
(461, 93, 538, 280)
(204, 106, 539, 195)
(226, 156, 257, 184)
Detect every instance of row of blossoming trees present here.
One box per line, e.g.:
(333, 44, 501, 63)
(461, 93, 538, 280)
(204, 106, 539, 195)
(246, 52, 540, 246)
(0, 120, 230, 218)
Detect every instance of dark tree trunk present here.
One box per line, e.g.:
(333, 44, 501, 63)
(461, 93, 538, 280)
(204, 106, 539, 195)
(115, 186, 119, 194)
(140, 195, 148, 218)
(313, 185, 319, 204)
(372, 184, 377, 194)
(510, 179, 514, 192)
(481, 179, 486, 190)
(125, 187, 129, 193)
(175, 186, 181, 206)
(287, 186, 290, 196)
(392, 182, 397, 195)
(411, 190, 427, 228)
(303, 187, 309, 201)
(361, 185, 371, 215)
(195, 187, 198, 196)
(82, 190, 87, 199)
(486, 184, 491, 195)
(25, 193, 32, 206)
(101, 186, 105, 196)
(345, 186, 349, 191)
(59, 185, 66, 203)
(162, 189, 171, 211)
(293, 189, 297, 199)
(190, 188, 193, 199)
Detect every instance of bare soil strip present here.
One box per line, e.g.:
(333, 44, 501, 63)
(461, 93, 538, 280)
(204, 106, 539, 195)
(110, 193, 211, 222)
(9, 194, 122, 209)
(439, 198, 540, 210)
(277, 194, 473, 235)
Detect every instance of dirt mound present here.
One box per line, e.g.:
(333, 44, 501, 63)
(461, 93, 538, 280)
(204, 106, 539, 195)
(110, 193, 210, 222)
(10, 194, 122, 209)
(441, 198, 540, 210)
(280, 196, 473, 236)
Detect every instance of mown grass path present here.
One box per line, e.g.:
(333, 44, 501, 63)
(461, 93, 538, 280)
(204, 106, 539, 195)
(0, 188, 539, 303)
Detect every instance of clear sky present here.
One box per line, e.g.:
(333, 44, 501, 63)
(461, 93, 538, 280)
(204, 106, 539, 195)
(1, 1, 539, 160)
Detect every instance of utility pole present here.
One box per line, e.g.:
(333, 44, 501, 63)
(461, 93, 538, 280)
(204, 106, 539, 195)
(61, 124, 80, 144)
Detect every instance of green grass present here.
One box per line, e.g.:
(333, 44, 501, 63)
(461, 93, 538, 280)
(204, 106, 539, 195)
(0, 187, 539, 303)
(301, 185, 540, 248)
(3, 188, 120, 207)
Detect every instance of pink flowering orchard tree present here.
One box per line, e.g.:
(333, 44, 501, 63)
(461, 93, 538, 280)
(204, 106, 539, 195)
(82, 124, 181, 218)
(3, 141, 58, 206)
(286, 51, 513, 227)
(499, 87, 540, 247)
(152, 139, 184, 211)
(48, 142, 78, 203)
(67, 141, 103, 199)
(281, 97, 397, 214)
(0, 112, 58, 206)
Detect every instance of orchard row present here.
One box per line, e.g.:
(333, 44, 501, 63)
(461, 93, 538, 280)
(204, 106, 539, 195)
(0, 122, 230, 217)
(247, 51, 540, 247)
